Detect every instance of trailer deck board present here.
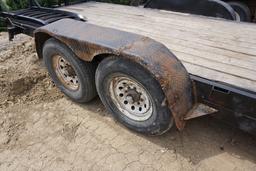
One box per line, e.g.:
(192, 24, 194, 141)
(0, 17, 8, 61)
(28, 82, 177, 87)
(61, 2, 256, 92)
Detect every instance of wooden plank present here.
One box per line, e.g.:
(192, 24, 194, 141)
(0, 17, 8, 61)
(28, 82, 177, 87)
(61, 2, 256, 92)
(76, 7, 256, 55)
(83, 17, 256, 64)
(71, 2, 256, 41)
(63, 4, 256, 60)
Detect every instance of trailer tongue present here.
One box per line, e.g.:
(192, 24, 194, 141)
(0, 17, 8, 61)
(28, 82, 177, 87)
(1, 1, 256, 135)
(0, 1, 84, 40)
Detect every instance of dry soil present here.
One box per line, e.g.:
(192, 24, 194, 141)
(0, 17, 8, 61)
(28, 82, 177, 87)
(0, 32, 255, 171)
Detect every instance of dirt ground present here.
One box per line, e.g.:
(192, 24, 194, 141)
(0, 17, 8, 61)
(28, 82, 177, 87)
(0, 32, 255, 171)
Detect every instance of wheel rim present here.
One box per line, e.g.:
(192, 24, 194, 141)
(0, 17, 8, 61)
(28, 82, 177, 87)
(52, 55, 79, 90)
(109, 75, 153, 121)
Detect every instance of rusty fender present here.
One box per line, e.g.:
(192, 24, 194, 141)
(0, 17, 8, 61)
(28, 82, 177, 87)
(34, 19, 194, 129)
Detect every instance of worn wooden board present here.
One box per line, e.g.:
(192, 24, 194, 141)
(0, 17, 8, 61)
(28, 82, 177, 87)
(61, 2, 256, 92)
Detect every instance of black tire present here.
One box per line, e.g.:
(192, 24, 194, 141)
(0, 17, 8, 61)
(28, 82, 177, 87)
(95, 57, 173, 135)
(43, 38, 97, 103)
(228, 1, 251, 22)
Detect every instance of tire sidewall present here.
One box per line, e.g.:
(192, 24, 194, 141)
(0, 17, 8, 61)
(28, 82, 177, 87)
(96, 57, 173, 134)
(43, 39, 91, 102)
(229, 2, 251, 22)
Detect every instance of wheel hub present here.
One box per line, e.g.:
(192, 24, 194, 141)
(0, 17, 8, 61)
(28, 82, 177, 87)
(127, 88, 141, 103)
(109, 75, 153, 121)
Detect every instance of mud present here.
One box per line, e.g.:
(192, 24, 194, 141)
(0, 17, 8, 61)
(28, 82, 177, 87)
(0, 32, 255, 171)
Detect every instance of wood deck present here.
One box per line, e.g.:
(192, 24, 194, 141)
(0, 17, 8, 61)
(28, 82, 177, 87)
(61, 2, 256, 92)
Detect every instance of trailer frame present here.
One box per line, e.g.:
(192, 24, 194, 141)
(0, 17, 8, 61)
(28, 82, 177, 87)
(1, 0, 255, 135)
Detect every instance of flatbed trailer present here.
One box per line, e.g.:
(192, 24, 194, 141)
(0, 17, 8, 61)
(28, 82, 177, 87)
(1, 1, 256, 135)
(56, 2, 256, 134)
